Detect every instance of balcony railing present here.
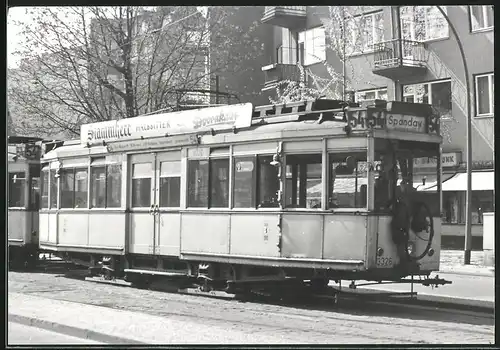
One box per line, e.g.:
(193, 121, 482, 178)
(261, 6, 307, 29)
(262, 46, 306, 89)
(372, 39, 428, 79)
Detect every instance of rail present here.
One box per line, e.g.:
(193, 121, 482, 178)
(373, 38, 427, 70)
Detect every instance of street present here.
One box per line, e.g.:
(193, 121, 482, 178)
(8, 322, 101, 345)
(8, 271, 494, 344)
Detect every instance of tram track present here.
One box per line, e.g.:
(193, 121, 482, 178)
(8, 265, 494, 343)
(29, 259, 493, 328)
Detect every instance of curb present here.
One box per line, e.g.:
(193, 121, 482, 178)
(438, 269, 495, 277)
(8, 313, 145, 345)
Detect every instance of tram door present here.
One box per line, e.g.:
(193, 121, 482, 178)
(129, 152, 181, 256)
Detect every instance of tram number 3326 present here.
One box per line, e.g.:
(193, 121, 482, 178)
(376, 257, 393, 267)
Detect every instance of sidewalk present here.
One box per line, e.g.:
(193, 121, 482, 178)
(439, 250, 495, 276)
(8, 292, 290, 344)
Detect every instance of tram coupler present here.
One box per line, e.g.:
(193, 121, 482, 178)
(421, 275, 452, 288)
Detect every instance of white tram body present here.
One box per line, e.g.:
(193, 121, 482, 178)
(8, 136, 44, 267)
(39, 99, 443, 287)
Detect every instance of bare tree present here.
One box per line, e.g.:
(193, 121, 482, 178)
(8, 6, 263, 138)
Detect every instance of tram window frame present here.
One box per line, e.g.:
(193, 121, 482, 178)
(328, 151, 368, 209)
(187, 157, 230, 209)
(131, 162, 152, 208)
(60, 167, 89, 209)
(256, 155, 280, 208)
(8, 172, 27, 208)
(90, 158, 122, 209)
(285, 154, 322, 209)
(41, 167, 49, 209)
(49, 169, 58, 209)
(159, 161, 181, 208)
(233, 156, 257, 208)
(29, 164, 41, 210)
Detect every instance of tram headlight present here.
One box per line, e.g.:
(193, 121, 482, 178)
(407, 242, 415, 256)
(428, 248, 435, 257)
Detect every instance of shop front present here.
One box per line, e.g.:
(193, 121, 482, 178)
(414, 152, 495, 250)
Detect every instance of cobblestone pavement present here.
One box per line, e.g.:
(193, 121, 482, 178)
(8, 272, 494, 344)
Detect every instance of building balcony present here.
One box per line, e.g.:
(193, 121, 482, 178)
(261, 46, 306, 90)
(372, 39, 428, 80)
(261, 6, 307, 29)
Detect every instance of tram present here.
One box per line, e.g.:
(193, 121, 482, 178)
(8, 136, 45, 268)
(38, 98, 447, 292)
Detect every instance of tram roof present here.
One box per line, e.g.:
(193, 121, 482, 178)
(8, 135, 44, 144)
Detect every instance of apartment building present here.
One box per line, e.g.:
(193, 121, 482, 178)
(260, 5, 494, 249)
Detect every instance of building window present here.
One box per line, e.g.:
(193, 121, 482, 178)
(470, 5, 494, 32)
(9, 172, 26, 208)
(298, 27, 326, 66)
(60, 168, 88, 209)
(355, 87, 388, 102)
(347, 11, 384, 54)
(403, 80, 452, 119)
(90, 158, 122, 208)
(475, 73, 494, 116)
(285, 154, 322, 209)
(400, 6, 448, 42)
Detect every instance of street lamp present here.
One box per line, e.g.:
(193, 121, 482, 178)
(434, 6, 473, 264)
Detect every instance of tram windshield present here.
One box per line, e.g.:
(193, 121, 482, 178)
(374, 139, 440, 216)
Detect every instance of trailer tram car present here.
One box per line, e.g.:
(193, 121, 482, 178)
(8, 136, 47, 268)
(39, 99, 449, 294)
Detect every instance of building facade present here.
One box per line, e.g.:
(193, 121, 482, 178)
(260, 5, 494, 249)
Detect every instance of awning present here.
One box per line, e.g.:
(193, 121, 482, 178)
(441, 171, 495, 191)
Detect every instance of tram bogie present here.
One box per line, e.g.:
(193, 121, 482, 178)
(38, 99, 450, 291)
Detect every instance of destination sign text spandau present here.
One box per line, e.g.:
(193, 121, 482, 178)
(346, 109, 440, 134)
(81, 103, 253, 145)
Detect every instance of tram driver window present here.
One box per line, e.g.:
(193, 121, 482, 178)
(328, 152, 367, 209)
(285, 154, 322, 209)
(9, 172, 26, 207)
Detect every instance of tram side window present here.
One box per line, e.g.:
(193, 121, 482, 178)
(285, 154, 322, 209)
(41, 169, 49, 209)
(210, 159, 229, 208)
(159, 161, 181, 207)
(9, 172, 26, 207)
(61, 168, 88, 208)
(187, 160, 209, 207)
(257, 156, 279, 208)
(233, 157, 256, 208)
(132, 163, 152, 207)
(90, 159, 122, 208)
(328, 152, 368, 209)
(50, 169, 58, 208)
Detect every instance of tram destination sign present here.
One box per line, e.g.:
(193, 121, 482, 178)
(346, 109, 439, 134)
(81, 103, 253, 145)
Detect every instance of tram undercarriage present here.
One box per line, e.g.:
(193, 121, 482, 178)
(54, 251, 451, 299)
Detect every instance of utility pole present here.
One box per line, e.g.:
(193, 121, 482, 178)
(435, 6, 473, 264)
